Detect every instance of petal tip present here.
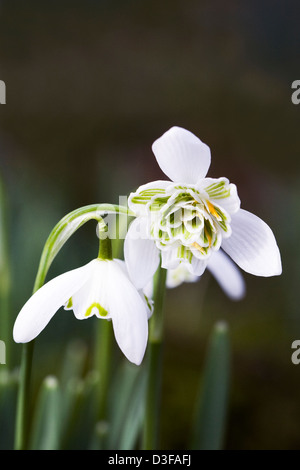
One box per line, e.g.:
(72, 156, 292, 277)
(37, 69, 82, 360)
(152, 126, 211, 184)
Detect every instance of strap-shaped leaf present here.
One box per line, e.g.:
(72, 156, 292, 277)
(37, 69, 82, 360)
(29, 376, 61, 450)
(191, 321, 231, 450)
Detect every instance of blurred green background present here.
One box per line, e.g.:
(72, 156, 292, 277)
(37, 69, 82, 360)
(0, 0, 299, 450)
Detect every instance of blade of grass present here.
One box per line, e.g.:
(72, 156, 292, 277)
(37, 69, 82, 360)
(107, 360, 141, 448)
(29, 376, 61, 450)
(118, 365, 147, 450)
(190, 321, 231, 450)
(0, 370, 18, 449)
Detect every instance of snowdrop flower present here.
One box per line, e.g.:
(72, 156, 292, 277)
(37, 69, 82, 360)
(166, 249, 246, 301)
(13, 258, 152, 365)
(125, 126, 282, 280)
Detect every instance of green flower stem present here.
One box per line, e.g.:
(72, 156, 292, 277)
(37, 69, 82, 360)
(0, 176, 11, 366)
(14, 341, 35, 450)
(98, 232, 113, 261)
(14, 203, 131, 450)
(95, 234, 113, 421)
(94, 320, 113, 422)
(142, 263, 167, 450)
(34, 203, 132, 284)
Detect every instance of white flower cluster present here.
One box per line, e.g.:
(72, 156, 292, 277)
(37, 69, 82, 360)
(13, 127, 282, 365)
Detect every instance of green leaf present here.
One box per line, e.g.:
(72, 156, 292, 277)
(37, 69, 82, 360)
(89, 421, 109, 450)
(107, 360, 146, 450)
(60, 340, 88, 389)
(0, 370, 18, 449)
(118, 366, 147, 450)
(191, 321, 231, 450)
(29, 376, 61, 450)
(61, 371, 100, 450)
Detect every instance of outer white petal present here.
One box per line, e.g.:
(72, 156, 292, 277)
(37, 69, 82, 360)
(152, 126, 211, 184)
(143, 278, 154, 299)
(124, 217, 160, 290)
(107, 262, 149, 365)
(207, 250, 246, 300)
(115, 259, 153, 319)
(13, 261, 93, 343)
(221, 209, 282, 277)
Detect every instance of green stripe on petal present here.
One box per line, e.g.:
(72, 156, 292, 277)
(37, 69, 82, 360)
(85, 302, 108, 318)
(65, 297, 73, 309)
(205, 180, 231, 199)
(177, 245, 193, 263)
(131, 188, 168, 207)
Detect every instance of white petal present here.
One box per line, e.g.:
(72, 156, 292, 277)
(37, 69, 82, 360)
(166, 264, 198, 288)
(152, 126, 211, 184)
(221, 209, 282, 277)
(13, 261, 93, 343)
(161, 246, 181, 270)
(128, 180, 172, 217)
(189, 256, 208, 276)
(115, 260, 154, 319)
(143, 278, 154, 299)
(199, 177, 241, 214)
(124, 217, 160, 290)
(107, 262, 149, 365)
(71, 260, 111, 320)
(207, 250, 246, 300)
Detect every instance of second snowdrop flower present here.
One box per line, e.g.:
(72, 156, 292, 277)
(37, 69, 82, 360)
(13, 256, 151, 366)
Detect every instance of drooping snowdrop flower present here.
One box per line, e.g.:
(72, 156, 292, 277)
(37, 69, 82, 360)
(13, 258, 152, 365)
(166, 249, 246, 301)
(125, 126, 282, 280)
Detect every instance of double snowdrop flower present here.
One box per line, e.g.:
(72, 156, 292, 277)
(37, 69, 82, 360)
(125, 126, 282, 281)
(13, 257, 152, 365)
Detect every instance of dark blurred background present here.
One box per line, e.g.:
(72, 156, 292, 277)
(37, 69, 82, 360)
(0, 0, 299, 449)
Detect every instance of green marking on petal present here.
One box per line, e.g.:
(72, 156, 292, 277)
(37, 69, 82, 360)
(149, 196, 170, 211)
(177, 245, 193, 263)
(144, 294, 153, 313)
(205, 180, 231, 199)
(85, 302, 108, 318)
(66, 297, 73, 309)
(141, 188, 166, 195)
(131, 188, 167, 207)
(131, 196, 152, 204)
(174, 185, 200, 195)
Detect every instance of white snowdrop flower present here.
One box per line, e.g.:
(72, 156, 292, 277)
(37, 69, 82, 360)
(13, 258, 152, 365)
(125, 126, 282, 280)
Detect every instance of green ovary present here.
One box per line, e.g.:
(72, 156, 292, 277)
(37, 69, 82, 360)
(85, 302, 108, 318)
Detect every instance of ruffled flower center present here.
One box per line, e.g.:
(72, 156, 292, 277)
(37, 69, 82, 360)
(130, 180, 234, 262)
